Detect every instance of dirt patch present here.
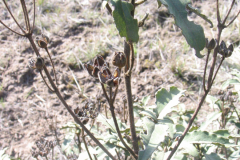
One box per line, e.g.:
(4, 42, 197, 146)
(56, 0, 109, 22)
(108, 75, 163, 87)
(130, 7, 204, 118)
(0, 0, 239, 159)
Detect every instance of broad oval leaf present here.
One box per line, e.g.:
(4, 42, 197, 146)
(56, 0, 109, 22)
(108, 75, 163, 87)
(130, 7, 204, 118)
(155, 86, 185, 119)
(110, 0, 139, 42)
(158, 0, 205, 58)
(138, 117, 168, 160)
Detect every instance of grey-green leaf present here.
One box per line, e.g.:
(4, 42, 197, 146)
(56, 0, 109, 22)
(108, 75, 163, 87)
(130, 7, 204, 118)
(204, 152, 222, 160)
(155, 86, 185, 119)
(110, 0, 139, 42)
(183, 130, 230, 145)
(199, 112, 221, 131)
(158, 0, 205, 58)
(138, 117, 168, 160)
(221, 79, 240, 90)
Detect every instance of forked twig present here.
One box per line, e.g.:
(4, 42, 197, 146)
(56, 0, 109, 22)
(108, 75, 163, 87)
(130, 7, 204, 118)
(166, 0, 239, 159)
(101, 84, 137, 159)
(2, 0, 26, 34)
(0, 1, 116, 159)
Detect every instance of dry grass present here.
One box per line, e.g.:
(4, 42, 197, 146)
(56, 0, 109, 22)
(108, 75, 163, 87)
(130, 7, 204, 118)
(0, 0, 239, 159)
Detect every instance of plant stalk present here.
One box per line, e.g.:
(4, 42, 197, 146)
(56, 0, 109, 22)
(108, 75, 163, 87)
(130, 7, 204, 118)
(27, 34, 116, 160)
(123, 41, 139, 155)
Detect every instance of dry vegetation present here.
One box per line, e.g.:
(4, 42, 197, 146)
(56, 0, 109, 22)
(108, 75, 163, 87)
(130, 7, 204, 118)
(0, 0, 239, 159)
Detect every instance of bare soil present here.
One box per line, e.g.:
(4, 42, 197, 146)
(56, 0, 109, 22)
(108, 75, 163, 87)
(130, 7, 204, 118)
(0, 0, 239, 159)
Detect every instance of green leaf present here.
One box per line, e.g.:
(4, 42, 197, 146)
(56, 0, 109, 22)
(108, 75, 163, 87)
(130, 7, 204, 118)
(152, 151, 165, 160)
(140, 110, 157, 122)
(78, 141, 117, 160)
(96, 142, 116, 159)
(155, 86, 185, 119)
(138, 117, 168, 160)
(181, 143, 199, 157)
(110, 0, 139, 42)
(183, 130, 230, 145)
(204, 152, 222, 160)
(158, 0, 205, 57)
(62, 129, 78, 155)
(176, 124, 185, 132)
(233, 122, 240, 129)
(157, 0, 162, 8)
(97, 114, 124, 133)
(142, 95, 151, 106)
(0, 148, 11, 160)
(206, 95, 219, 109)
(199, 112, 221, 131)
(230, 147, 240, 159)
(222, 79, 240, 90)
(213, 130, 230, 138)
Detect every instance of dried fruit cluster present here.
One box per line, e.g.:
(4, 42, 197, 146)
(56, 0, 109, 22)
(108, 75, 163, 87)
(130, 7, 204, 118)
(74, 101, 98, 124)
(31, 137, 57, 158)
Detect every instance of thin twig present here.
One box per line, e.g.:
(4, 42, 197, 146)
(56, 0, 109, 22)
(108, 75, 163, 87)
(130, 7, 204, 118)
(222, 0, 235, 25)
(203, 51, 210, 92)
(216, 0, 221, 22)
(82, 130, 93, 160)
(101, 83, 110, 102)
(112, 85, 118, 103)
(45, 47, 58, 85)
(210, 57, 225, 87)
(32, 0, 36, 33)
(27, 34, 116, 160)
(226, 9, 240, 27)
(2, 0, 26, 34)
(39, 70, 55, 92)
(52, 147, 54, 160)
(115, 149, 121, 160)
(101, 85, 137, 159)
(20, 0, 31, 31)
(135, 0, 147, 7)
(166, 93, 208, 160)
(106, 3, 112, 15)
(0, 20, 24, 36)
(109, 100, 137, 159)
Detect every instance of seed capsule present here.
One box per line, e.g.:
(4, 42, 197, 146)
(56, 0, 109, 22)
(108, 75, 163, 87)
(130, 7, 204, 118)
(35, 34, 49, 48)
(112, 52, 126, 68)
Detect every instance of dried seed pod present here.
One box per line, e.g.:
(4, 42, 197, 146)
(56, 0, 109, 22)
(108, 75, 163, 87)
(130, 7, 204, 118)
(84, 63, 99, 78)
(112, 52, 126, 68)
(225, 44, 234, 58)
(228, 44, 233, 52)
(35, 38, 46, 49)
(35, 57, 45, 70)
(94, 55, 105, 67)
(81, 117, 89, 124)
(206, 38, 216, 50)
(42, 34, 49, 44)
(218, 40, 227, 56)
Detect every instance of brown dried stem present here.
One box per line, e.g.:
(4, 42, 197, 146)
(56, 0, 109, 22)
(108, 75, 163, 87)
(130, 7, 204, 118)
(123, 41, 139, 155)
(101, 85, 137, 159)
(82, 130, 93, 160)
(166, 0, 240, 159)
(45, 47, 58, 85)
(2, 0, 26, 34)
(0, 1, 116, 159)
(39, 70, 55, 92)
(203, 50, 210, 92)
